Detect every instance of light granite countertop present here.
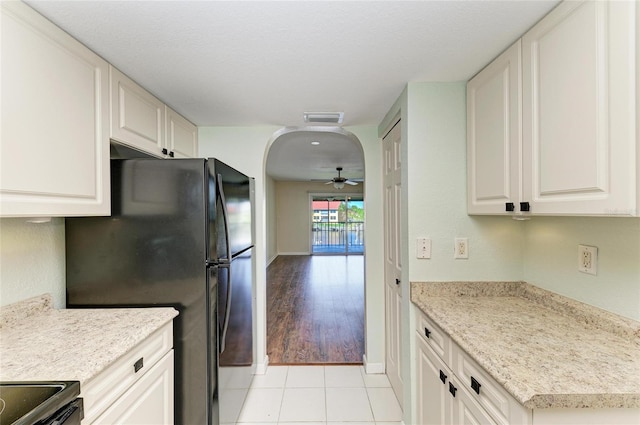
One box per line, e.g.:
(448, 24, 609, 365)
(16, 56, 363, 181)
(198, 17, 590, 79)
(0, 294, 178, 386)
(411, 281, 640, 410)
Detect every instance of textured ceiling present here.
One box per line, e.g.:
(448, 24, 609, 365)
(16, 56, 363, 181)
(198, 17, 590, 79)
(25, 0, 560, 180)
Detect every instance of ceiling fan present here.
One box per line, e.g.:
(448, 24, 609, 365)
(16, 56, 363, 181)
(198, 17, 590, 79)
(326, 167, 358, 189)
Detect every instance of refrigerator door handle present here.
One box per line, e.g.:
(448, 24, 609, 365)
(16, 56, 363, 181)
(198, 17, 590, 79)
(219, 262, 232, 354)
(217, 173, 232, 263)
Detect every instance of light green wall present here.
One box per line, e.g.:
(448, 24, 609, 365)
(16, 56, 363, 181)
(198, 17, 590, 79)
(405, 82, 525, 281)
(381, 81, 639, 423)
(0, 218, 66, 308)
(523, 217, 640, 320)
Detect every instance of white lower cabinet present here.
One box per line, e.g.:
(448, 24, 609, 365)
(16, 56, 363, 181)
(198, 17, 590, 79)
(80, 322, 174, 425)
(415, 308, 640, 425)
(416, 314, 506, 425)
(93, 350, 174, 425)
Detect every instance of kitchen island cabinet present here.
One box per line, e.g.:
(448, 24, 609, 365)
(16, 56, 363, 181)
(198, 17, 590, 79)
(0, 294, 178, 425)
(1, 1, 110, 217)
(412, 281, 640, 424)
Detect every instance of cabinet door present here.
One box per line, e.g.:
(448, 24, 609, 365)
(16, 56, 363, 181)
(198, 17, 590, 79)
(467, 41, 522, 215)
(416, 335, 451, 425)
(383, 121, 403, 406)
(93, 350, 174, 425)
(110, 66, 165, 157)
(165, 106, 197, 158)
(1, 2, 110, 217)
(522, 0, 638, 216)
(452, 375, 498, 425)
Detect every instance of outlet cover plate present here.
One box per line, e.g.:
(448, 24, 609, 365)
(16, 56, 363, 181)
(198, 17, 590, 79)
(578, 244, 597, 275)
(454, 237, 469, 259)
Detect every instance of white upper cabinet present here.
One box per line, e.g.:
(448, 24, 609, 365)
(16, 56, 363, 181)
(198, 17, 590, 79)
(0, 1, 110, 217)
(469, 0, 638, 217)
(467, 41, 522, 215)
(110, 66, 198, 159)
(165, 106, 198, 158)
(522, 0, 638, 216)
(110, 66, 165, 157)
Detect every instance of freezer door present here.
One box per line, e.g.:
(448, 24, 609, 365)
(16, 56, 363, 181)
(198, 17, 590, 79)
(208, 159, 253, 262)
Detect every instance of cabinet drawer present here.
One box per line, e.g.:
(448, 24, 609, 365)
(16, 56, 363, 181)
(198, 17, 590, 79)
(81, 322, 173, 424)
(454, 344, 528, 425)
(92, 350, 174, 425)
(416, 311, 450, 364)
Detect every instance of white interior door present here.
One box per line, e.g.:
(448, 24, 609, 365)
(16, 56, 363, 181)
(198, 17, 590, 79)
(383, 120, 403, 406)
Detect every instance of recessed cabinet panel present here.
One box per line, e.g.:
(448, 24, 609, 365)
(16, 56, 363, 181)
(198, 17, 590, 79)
(110, 66, 164, 157)
(166, 107, 198, 158)
(416, 336, 452, 425)
(93, 351, 174, 425)
(0, 2, 109, 216)
(467, 41, 521, 215)
(522, 0, 637, 215)
(474, 73, 509, 200)
(531, 1, 603, 196)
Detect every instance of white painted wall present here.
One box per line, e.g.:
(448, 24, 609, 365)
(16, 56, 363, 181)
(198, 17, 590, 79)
(0, 218, 66, 308)
(275, 181, 363, 254)
(198, 125, 386, 371)
(265, 174, 278, 265)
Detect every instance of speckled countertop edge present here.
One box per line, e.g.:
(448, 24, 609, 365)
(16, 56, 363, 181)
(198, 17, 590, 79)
(411, 281, 640, 410)
(0, 294, 179, 386)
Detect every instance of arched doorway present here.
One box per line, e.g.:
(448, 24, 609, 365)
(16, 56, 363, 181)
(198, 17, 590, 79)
(264, 127, 366, 364)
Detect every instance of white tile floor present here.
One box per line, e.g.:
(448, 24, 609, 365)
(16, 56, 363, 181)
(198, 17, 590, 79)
(229, 365, 402, 425)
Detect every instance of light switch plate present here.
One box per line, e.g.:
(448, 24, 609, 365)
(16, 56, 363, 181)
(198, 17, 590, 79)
(416, 237, 431, 259)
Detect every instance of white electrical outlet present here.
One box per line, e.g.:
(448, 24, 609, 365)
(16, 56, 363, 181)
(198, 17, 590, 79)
(454, 238, 468, 259)
(578, 244, 597, 275)
(416, 237, 431, 259)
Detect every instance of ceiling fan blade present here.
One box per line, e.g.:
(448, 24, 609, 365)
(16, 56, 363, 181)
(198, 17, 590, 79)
(324, 181, 333, 184)
(345, 180, 358, 185)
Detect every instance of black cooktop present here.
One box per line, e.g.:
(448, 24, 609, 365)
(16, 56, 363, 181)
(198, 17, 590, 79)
(0, 381, 80, 425)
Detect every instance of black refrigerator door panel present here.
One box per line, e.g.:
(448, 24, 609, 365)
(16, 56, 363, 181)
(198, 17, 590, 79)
(217, 249, 254, 424)
(65, 158, 211, 425)
(218, 251, 253, 366)
(209, 266, 219, 425)
(209, 159, 253, 261)
(66, 159, 208, 305)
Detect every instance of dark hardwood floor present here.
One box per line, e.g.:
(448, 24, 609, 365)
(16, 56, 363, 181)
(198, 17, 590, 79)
(267, 255, 364, 364)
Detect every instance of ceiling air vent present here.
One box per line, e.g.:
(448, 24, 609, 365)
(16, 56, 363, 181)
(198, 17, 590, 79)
(303, 112, 344, 124)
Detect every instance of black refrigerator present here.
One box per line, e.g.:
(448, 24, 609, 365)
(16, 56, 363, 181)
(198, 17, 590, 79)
(65, 157, 255, 425)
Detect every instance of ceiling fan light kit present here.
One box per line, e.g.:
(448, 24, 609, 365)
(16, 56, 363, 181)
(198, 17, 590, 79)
(303, 112, 344, 124)
(326, 166, 358, 190)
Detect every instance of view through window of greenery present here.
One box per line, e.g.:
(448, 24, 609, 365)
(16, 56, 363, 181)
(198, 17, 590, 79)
(311, 196, 364, 254)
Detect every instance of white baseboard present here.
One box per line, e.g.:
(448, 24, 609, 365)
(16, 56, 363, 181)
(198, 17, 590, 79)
(278, 252, 310, 256)
(266, 255, 278, 266)
(255, 355, 269, 375)
(362, 354, 385, 374)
